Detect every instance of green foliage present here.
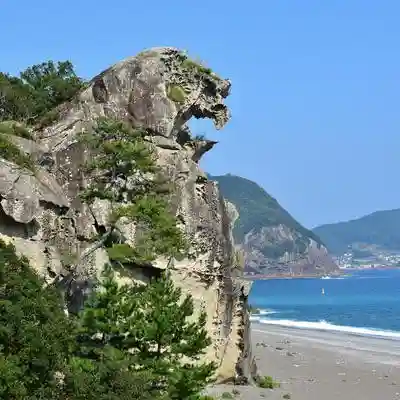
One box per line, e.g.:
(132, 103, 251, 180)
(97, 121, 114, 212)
(0, 239, 75, 398)
(0, 133, 35, 171)
(0, 240, 165, 400)
(79, 117, 155, 203)
(0, 72, 36, 122)
(257, 375, 280, 389)
(76, 266, 216, 399)
(167, 84, 187, 103)
(178, 51, 214, 76)
(221, 392, 234, 399)
(20, 60, 85, 121)
(0, 120, 32, 139)
(182, 58, 213, 76)
(209, 174, 323, 256)
(313, 208, 400, 254)
(63, 353, 159, 400)
(0, 60, 84, 124)
(79, 117, 188, 266)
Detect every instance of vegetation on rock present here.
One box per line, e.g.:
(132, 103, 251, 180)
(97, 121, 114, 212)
(167, 84, 187, 103)
(177, 51, 214, 77)
(78, 117, 188, 266)
(0, 132, 35, 171)
(0, 120, 32, 140)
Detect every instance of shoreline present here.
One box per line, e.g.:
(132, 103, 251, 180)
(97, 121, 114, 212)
(208, 323, 400, 399)
(244, 266, 400, 281)
(243, 273, 344, 281)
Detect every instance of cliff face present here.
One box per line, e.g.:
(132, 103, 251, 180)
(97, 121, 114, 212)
(243, 227, 338, 276)
(0, 48, 256, 383)
(210, 174, 339, 276)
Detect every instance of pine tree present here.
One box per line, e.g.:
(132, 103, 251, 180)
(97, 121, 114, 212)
(0, 239, 75, 399)
(77, 117, 187, 268)
(77, 266, 216, 400)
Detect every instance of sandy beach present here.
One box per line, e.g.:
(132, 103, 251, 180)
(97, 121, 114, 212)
(208, 323, 400, 400)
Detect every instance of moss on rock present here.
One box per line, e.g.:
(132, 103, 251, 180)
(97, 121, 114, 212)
(167, 84, 187, 103)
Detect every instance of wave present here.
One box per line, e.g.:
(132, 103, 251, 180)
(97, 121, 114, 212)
(255, 318, 400, 340)
(250, 308, 278, 322)
(259, 309, 277, 315)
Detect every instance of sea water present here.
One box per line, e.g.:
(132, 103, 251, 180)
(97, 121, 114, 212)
(249, 269, 400, 339)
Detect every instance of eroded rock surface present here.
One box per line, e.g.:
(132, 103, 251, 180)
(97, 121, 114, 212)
(0, 47, 256, 383)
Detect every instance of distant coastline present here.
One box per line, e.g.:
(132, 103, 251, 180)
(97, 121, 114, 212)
(243, 271, 344, 281)
(244, 265, 400, 280)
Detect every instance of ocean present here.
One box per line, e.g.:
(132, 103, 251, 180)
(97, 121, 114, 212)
(249, 268, 400, 339)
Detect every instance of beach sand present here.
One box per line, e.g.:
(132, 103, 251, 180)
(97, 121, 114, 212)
(207, 324, 400, 400)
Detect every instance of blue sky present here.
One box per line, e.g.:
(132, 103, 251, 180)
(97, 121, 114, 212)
(1, 1, 399, 228)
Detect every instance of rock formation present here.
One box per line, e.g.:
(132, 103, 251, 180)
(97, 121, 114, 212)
(0, 48, 256, 383)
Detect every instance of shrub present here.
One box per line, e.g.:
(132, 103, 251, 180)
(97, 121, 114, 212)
(257, 375, 280, 389)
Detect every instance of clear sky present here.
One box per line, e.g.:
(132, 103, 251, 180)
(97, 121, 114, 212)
(1, 1, 399, 228)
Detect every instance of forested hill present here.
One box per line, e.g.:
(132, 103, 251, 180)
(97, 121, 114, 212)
(313, 208, 400, 255)
(210, 174, 338, 276)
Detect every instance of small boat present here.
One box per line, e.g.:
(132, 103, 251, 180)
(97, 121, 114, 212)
(321, 288, 325, 295)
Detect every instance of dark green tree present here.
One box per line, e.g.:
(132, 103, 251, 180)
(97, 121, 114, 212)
(76, 266, 216, 400)
(0, 239, 161, 400)
(0, 73, 35, 122)
(20, 60, 85, 121)
(0, 60, 84, 123)
(63, 350, 161, 400)
(0, 239, 74, 399)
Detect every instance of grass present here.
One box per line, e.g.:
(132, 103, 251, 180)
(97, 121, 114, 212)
(167, 84, 187, 103)
(257, 375, 281, 389)
(181, 57, 213, 76)
(0, 121, 33, 140)
(221, 392, 234, 399)
(0, 133, 36, 171)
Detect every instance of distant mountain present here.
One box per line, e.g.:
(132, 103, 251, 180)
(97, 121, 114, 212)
(210, 174, 339, 276)
(313, 209, 400, 255)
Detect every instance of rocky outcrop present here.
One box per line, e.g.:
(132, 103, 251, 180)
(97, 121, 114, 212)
(210, 174, 339, 277)
(0, 48, 256, 383)
(243, 227, 339, 276)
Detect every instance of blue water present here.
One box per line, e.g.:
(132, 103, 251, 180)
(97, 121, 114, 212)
(249, 269, 400, 337)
